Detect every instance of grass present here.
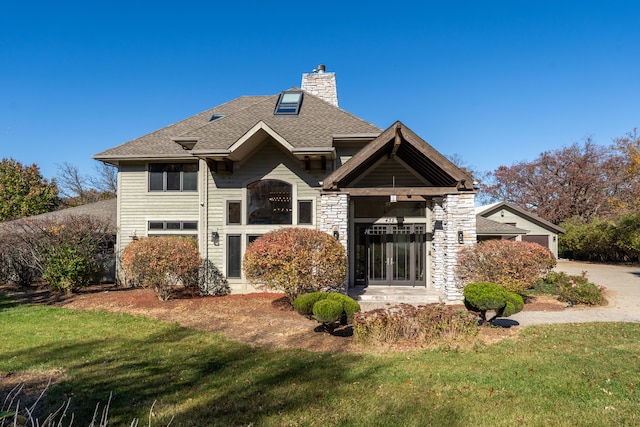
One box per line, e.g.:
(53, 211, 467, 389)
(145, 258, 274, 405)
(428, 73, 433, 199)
(1, 294, 640, 426)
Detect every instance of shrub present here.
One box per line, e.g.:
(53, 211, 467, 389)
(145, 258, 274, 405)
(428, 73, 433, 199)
(312, 299, 344, 331)
(197, 259, 230, 296)
(243, 228, 347, 302)
(537, 271, 605, 305)
(18, 215, 113, 293)
(0, 229, 39, 287)
(463, 281, 524, 326)
(353, 303, 478, 346)
(293, 292, 327, 316)
(327, 293, 360, 324)
(121, 236, 202, 301)
(293, 291, 361, 333)
(560, 214, 640, 262)
(456, 240, 556, 294)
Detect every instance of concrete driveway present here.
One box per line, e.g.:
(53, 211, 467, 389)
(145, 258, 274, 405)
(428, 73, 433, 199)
(511, 260, 640, 325)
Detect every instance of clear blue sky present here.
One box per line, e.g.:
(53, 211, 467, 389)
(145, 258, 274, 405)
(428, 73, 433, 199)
(1, 1, 639, 182)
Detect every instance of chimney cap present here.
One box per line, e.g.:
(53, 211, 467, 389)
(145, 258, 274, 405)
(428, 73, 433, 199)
(317, 64, 326, 73)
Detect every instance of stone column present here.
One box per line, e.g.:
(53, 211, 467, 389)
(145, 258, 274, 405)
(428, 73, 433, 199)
(319, 193, 349, 290)
(431, 193, 476, 301)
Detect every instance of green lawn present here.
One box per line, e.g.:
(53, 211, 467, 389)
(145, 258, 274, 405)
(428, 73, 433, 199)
(1, 294, 639, 426)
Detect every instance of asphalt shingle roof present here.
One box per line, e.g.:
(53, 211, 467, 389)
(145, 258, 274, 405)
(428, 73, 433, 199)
(94, 90, 381, 160)
(0, 198, 117, 233)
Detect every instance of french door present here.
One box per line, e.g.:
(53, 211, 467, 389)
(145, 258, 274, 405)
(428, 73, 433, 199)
(355, 223, 427, 286)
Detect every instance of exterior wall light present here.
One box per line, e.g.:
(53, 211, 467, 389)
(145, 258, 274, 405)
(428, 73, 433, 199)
(211, 230, 220, 246)
(458, 230, 464, 244)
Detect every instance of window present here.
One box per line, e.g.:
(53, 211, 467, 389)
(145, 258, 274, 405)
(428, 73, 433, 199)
(247, 235, 262, 246)
(149, 163, 198, 192)
(274, 91, 303, 115)
(148, 221, 198, 231)
(247, 180, 292, 224)
(227, 201, 241, 224)
(298, 200, 313, 224)
(227, 235, 242, 278)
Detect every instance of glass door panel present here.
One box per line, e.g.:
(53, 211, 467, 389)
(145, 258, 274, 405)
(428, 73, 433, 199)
(355, 223, 426, 287)
(367, 225, 388, 283)
(392, 225, 412, 283)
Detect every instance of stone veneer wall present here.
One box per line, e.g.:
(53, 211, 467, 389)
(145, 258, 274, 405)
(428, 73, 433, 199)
(319, 193, 349, 289)
(301, 71, 339, 107)
(431, 193, 476, 301)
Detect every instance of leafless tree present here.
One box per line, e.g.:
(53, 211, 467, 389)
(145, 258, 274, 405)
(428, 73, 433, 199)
(91, 162, 118, 195)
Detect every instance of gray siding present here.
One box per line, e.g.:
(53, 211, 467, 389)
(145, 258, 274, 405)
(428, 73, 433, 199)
(204, 140, 325, 292)
(117, 162, 200, 254)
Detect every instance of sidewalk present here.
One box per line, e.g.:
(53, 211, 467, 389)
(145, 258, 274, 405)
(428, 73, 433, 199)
(510, 260, 640, 326)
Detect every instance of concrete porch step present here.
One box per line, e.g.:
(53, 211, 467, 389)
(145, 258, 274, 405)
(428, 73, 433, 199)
(348, 286, 445, 311)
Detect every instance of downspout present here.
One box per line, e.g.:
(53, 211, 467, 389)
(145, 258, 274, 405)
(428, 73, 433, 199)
(200, 158, 209, 262)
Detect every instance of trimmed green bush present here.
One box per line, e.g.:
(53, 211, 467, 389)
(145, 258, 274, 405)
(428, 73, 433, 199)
(293, 291, 361, 333)
(312, 299, 344, 330)
(327, 292, 361, 323)
(463, 281, 524, 326)
(502, 292, 525, 317)
(293, 292, 328, 316)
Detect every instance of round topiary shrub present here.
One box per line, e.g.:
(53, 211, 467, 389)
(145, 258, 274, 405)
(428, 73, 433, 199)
(502, 291, 525, 317)
(312, 299, 344, 331)
(327, 292, 361, 324)
(293, 292, 328, 317)
(463, 281, 524, 326)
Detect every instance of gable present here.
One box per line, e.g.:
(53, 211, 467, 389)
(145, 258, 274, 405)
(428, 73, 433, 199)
(322, 121, 474, 195)
(476, 202, 566, 234)
(351, 157, 431, 188)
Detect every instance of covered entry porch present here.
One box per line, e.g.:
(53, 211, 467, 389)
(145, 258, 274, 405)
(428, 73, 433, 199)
(320, 121, 477, 302)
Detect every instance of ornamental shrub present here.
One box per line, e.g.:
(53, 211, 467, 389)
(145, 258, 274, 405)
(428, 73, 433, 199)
(327, 292, 360, 324)
(293, 291, 327, 316)
(463, 281, 524, 326)
(197, 258, 230, 296)
(537, 270, 605, 305)
(122, 236, 202, 301)
(0, 229, 39, 287)
(17, 215, 113, 293)
(312, 299, 344, 331)
(293, 291, 361, 333)
(243, 228, 347, 302)
(456, 240, 556, 294)
(353, 303, 478, 346)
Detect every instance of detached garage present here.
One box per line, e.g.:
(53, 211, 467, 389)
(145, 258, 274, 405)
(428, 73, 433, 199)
(476, 202, 566, 258)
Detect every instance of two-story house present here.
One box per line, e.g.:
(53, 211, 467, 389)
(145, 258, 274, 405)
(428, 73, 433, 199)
(94, 65, 476, 301)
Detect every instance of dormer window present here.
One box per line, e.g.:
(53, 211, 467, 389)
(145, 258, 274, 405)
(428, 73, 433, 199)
(275, 91, 303, 115)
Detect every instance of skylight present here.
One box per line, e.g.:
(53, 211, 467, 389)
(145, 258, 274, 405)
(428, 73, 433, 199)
(275, 91, 303, 115)
(210, 114, 225, 121)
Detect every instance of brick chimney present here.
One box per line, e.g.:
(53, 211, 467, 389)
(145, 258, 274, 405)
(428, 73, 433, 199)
(301, 64, 338, 107)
